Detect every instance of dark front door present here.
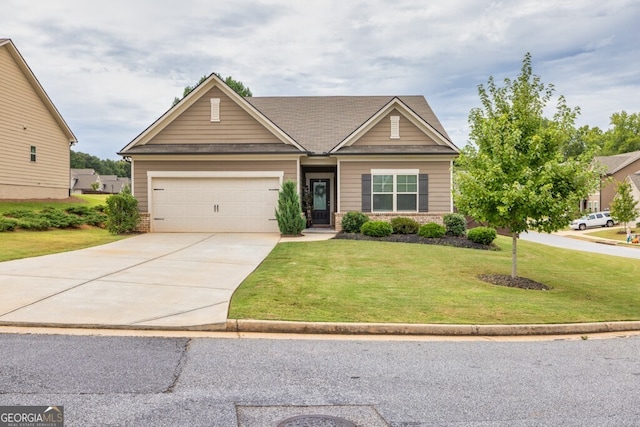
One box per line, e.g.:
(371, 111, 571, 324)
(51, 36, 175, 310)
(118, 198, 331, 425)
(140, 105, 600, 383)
(310, 179, 330, 225)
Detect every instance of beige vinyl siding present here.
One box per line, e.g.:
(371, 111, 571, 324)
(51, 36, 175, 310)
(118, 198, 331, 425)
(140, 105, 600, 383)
(352, 110, 438, 146)
(339, 160, 452, 212)
(149, 87, 279, 144)
(0, 46, 70, 198)
(600, 161, 640, 211)
(132, 159, 298, 211)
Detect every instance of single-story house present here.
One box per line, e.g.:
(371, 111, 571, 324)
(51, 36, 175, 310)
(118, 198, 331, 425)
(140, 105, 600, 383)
(118, 73, 459, 233)
(587, 150, 640, 212)
(70, 169, 130, 194)
(70, 169, 101, 193)
(0, 39, 77, 199)
(100, 175, 131, 194)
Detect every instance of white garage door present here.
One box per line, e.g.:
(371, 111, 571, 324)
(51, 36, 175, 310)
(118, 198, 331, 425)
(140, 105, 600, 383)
(150, 177, 281, 232)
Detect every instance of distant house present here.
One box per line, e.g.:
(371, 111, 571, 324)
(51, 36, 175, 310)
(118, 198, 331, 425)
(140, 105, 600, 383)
(70, 169, 130, 194)
(70, 169, 100, 194)
(0, 39, 77, 199)
(100, 175, 131, 194)
(625, 174, 640, 224)
(588, 151, 640, 212)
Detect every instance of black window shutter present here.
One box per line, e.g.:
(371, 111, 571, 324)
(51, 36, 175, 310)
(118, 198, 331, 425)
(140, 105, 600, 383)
(418, 174, 428, 212)
(362, 174, 371, 212)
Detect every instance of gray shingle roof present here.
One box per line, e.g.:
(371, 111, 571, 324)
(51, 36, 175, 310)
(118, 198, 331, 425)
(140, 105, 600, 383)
(244, 96, 451, 154)
(628, 173, 640, 190)
(334, 145, 456, 155)
(594, 150, 640, 174)
(121, 143, 303, 155)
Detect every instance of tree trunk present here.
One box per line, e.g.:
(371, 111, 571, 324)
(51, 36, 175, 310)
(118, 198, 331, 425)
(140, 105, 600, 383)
(511, 232, 518, 278)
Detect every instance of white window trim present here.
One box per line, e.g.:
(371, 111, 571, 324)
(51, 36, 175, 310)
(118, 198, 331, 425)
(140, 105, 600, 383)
(390, 115, 400, 139)
(210, 98, 220, 122)
(371, 169, 419, 212)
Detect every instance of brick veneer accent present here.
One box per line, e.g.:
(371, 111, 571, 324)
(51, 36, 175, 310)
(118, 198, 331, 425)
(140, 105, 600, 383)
(136, 212, 151, 233)
(333, 211, 446, 232)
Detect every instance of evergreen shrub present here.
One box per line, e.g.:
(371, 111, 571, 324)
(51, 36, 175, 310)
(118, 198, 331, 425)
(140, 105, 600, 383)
(419, 222, 446, 238)
(360, 220, 393, 237)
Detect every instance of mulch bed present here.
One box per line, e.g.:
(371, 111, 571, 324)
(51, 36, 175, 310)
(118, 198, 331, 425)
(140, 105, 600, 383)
(334, 232, 550, 291)
(333, 232, 496, 250)
(477, 274, 550, 290)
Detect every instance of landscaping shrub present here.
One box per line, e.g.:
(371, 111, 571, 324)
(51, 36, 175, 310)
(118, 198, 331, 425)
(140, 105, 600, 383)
(105, 190, 140, 234)
(390, 217, 419, 234)
(467, 227, 497, 245)
(443, 213, 467, 237)
(65, 206, 93, 216)
(341, 211, 370, 233)
(16, 217, 51, 231)
(360, 220, 393, 237)
(40, 207, 83, 228)
(275, 180, 306, 236)
(83, 212, 108, 227)
(3, 209, 37, 219)
(0, 218, 17, 232)
(418, 222, 446, 238)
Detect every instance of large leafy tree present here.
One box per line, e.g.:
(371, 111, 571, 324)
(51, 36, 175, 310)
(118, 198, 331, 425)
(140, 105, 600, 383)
(609, 181, 639, 230)
(71, 150, 131, 178)
(454, 53, 599, 279)
(172, 73, 252, 106)
(601, 111, 640, 155)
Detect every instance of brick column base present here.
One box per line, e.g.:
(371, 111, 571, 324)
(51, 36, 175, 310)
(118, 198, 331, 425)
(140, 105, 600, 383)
(136, 212, 150, 233)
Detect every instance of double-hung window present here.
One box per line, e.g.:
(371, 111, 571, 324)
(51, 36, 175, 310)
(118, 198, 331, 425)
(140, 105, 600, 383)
(372, 170, 418, 212)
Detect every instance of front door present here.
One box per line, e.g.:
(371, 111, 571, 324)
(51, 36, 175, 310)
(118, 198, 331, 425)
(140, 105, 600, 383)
(310, 178, 330, 225)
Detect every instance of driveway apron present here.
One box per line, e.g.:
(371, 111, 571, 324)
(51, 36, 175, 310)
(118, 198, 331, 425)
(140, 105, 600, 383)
(0, 233, 280, 329)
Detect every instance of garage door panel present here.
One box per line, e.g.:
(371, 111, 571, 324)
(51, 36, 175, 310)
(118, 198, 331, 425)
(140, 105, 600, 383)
(150, 176, 281, 232)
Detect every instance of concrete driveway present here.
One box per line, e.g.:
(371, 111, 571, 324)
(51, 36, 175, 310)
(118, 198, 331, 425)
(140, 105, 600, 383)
(0, 233, 280, 329)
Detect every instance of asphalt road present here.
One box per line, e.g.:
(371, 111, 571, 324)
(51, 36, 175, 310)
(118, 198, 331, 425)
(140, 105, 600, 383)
(520, 231, 640, 259)
(1, 333, 640, 426)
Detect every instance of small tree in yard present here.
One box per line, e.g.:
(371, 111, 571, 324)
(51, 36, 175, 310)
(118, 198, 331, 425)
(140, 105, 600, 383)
(105, 187, 140, 234)
(275, 180, 305, 236)
(610, 181, 639, 231)
(454, 53, 600, 280)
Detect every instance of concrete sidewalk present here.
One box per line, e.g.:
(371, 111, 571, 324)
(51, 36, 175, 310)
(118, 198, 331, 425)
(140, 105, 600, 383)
(0, 233, 280, 329)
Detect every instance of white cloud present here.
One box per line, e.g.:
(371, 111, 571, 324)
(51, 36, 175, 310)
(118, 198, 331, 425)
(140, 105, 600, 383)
(1, 0, 639, 158)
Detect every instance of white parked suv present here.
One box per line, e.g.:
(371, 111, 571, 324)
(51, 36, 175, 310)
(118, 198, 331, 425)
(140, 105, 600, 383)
(569, 211, 615, 230)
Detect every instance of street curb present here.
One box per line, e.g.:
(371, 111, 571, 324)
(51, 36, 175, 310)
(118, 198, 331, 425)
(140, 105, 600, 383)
(3, 320, 640, 337)
(226, 319, 640, 336)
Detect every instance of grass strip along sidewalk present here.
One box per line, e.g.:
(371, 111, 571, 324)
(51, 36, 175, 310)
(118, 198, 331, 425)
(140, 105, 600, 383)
(229, 237, 640, 325)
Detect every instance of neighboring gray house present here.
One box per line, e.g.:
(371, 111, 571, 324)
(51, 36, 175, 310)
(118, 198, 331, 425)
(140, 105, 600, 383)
(100, 175, 130, 193)
(71, 169, 129, 194)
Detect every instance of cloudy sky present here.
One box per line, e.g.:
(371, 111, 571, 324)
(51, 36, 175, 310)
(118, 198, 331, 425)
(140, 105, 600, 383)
(3, 0, 639, 159)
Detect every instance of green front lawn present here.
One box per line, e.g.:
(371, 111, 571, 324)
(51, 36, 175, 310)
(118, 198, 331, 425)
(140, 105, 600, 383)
(0, 193, 124, 261)
(0, 228, 127, 262)
(587, 227, 639, 243)
(229, 237, 640, 324)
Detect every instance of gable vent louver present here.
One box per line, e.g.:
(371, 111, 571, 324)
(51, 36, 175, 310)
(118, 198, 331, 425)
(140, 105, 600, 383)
(390, 115, 400, 139)
(210, 98, 220, 122)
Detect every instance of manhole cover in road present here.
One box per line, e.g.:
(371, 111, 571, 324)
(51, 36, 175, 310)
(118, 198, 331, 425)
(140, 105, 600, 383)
(277, 414, 357, 427)
(236, 405, 388, 427)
